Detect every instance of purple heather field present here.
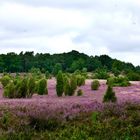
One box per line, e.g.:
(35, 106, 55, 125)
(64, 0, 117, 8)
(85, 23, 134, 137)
(0, 79, 140, 120)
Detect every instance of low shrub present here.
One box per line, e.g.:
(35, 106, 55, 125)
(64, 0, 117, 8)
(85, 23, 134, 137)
(0, 75, 11, 88)
(27, 76, 36, 97)
(77, 89, 83, 96)
(91, 80, 100, 90)
(70, 74, 77, 95)
(56, 71, 64, 97)
(37, 78, 48, 95)
(107, 76, 130, 87)
(127, 72, 140, 81)
(76, 75, 85, 86)
(16, 77, 28, 98)
(45, 71, 51, 79)
(103, 86, 117, 102)
(4, 82, 15, 98)
(94, 69, 110, 79)
(64, 75, 77, 96)
(63, 76, 71, 96)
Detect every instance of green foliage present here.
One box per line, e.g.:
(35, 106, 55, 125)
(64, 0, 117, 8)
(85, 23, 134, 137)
(76, 75, 85, 86)
(16, 77, 28, 98)
(91, 80, 100, 90)
(107, 76, 130, 87)
(56, 71, 64, 97)
(70, 74, 77, 95)
(70, 58, 85, 72)
(103, 86, 117, 102)
(0, 75, 11, 87)
(29, 116, 60, 131)
(77, 89, 83, 96)
(63, 76, 71, 96)
(45, 71, 51, 79)
(95, 69, 110, 79)
(30, 67, 41, 74)
(112, 68, 121, 77)
(37, 79, 48, 95)
(91, 112, 99, 123)
(127, 72, 140, 81)
(4, 82, 15, 98)
(63, 74, 77, 96)
(53, 63, 62, 76)
(27, 76, 36, 97)
(0, 51, 137, 75)
(74, 70, 81, 75)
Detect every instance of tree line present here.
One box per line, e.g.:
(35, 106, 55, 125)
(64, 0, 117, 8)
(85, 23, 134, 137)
(0, 50, 139, 74)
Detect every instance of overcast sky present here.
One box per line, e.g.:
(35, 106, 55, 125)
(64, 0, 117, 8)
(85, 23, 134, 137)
(0, 0, 140, 66)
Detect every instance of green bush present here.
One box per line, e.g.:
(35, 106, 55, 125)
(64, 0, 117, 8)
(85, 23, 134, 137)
(30, 68, 41, 75)
(94, 69, 110, 79)
(27, 77, 36, 97)
(91, 80, 100, 90)
(53, 63, 62, 76)
(56, 71, 64, 97)
(107, 76, 130, 87)
(16, 77, 28, 98)
(45, 71, 51, 79)
(4, 82, 15, 98)
(37, 79, 48, 95)
(0, 75, 11, 87)
(76, 75, 85, 86)
(127, 72, 140, 81)
(77, 89, 83, 96)
(70, 74, 77, 95)
(63, 75, 78, 96)
(63, 76, 70, 96)
(103, 86, 117, 102)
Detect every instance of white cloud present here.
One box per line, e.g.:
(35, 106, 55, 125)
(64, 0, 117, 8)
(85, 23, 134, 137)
(0, 0, 140, 66)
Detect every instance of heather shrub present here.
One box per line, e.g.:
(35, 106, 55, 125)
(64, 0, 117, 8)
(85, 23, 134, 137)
(37, 78, 48, 95)
(0, 75, 11, 87)
(76, 75, 85, 86)
(77, 89, 83, 96)
(103, 86, 117, 102)
(4, 82, 15, 98)
(56, 71, 64, 97)
(107, 76, 130, 87)
(29, 116, 61, 131)
(127, 72, 140, 81)
(91, 80, 100, 90)
(27, 76, 36, 97)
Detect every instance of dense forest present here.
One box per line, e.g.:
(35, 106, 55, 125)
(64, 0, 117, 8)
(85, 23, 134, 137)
(0, 50, 139, 74)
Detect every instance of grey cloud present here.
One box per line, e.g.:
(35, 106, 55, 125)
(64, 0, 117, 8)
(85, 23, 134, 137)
(0, 0, 140, 65)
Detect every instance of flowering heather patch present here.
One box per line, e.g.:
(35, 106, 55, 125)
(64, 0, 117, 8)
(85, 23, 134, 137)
(0, 80, 139, 121)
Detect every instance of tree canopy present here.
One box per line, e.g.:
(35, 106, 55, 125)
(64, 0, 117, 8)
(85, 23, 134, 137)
(0, 50, 139, 74)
